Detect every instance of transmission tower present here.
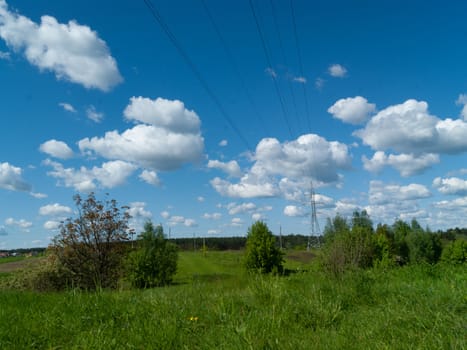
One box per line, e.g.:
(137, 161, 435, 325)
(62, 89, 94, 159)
(307, 182, 321, 251)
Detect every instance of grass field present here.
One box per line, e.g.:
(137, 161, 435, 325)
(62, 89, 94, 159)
(0, 250, 465, 349)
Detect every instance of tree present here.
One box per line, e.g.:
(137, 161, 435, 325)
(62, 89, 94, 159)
(128, 221, 178, 288)
(52, 193, 133, 289)
(244, 221, 284, 274)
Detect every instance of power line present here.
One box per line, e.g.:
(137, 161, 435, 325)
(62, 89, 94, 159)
(290, 0, 312, 132)
(269, 0, 302, 133)
(142, 0, 251, 150)
(200, 0, 270, 137)
(248, 0, 293, 138)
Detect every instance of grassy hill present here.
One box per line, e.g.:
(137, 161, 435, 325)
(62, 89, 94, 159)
(0, 250, 465, 349)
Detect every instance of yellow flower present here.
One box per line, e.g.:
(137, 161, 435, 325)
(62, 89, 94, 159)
(189, 316, 199, 321)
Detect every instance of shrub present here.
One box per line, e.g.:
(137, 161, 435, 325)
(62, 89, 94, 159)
(441, 239, 467, 265)
(244, 221, 284, 274)
(127, 221, 178, 288)
(51, 193, 133, 290)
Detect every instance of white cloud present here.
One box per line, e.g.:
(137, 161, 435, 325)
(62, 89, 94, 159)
(456, 94, 467, 121)
(315, 78, 325, 89)
(30, 192, 47, 199)
(139, 170, 160, 186)
(369, 181, 431, 205)
(124, 97, 200, 134)
(44, 159, 136, 192)
(328, 96, 376, 124)
(39, 203, 72, 216)
(251, 213, 264, 221)
(210, 134, 351, 199)
(59, 102, 76, 113)
(128, 202, 152, 219)
(219, 139, 228, 147)
(184, 219, 197, 227)
(328, 64, 347, 77)
(230, 217, 243, 227)
(5, 217, 32, 229)
(283, 205, 306, 217)
(0, 162, 31, 192)
(433, 177, 467, 196)
(362, 151, 439, 176)
(79, 97, 204, 171)
(293, 76, 307, 84)
(43, 220, 61, 230)
(160, 211, 170, 219)
(0, 1, 122, 90)
(355, 99, 467, 155)
(166, 214, 196, 227)
(86, 105, 104, 123)
(39, 139, 73, 159)
(203, 212, 222, 220)
(197, 196, 205, 202)
(228, 202, 257, 215)
(207, 159, 242, 177)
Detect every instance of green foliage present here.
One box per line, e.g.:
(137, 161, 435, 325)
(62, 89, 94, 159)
(244, 221, 284, 274)
(322, 211, 375, 274)
(127, 221, 178, 288)
(51, 193, 133, 290)
(441, 239, 467, 265)
(0, 253, 465, 349)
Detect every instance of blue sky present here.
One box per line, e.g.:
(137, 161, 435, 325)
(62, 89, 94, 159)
(1, 0, 467, 249)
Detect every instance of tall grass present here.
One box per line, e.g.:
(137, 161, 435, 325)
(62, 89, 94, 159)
(0, 251, 465, 349)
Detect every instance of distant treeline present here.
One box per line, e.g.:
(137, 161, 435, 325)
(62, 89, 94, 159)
(1, 227, 465, 254)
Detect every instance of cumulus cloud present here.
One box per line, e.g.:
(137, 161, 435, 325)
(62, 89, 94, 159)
(362, 151, 439, 176)
(0, 162, 31, 192)
(328, 64, 347, 77)
(210, 134, 351, 199)
(160, 211, 170, 219)
(219, 139, 228, 147)
(328, 96, 376, 124)
(197, 196, 205, 202)
(230, 217, 243, 227)
(0, 49, 10, 60)
(227, 202, 256, 215)
(207, 159, 242, 177)
(203, 212, 222, 220)
(283, 205, 306, 217)
(139, 170, 160, 186)
(39, 203, 72, 216)
(79, 97, 204, 171)
(355, 99, 467, 154)
(5, 217, 32, 229)
(433, 177, 467, 196)
(369, 181, 431, 205)
(39, 139, 73, 159)
(86, 105, 104, 123)
(58, 102, 76, 113)
(43, 220, 61, 230)
(44, 159, 136, 192)
(0, 1, 122, 90)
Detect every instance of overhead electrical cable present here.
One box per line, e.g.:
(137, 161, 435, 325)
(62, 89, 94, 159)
(290, 0, 312, 132)
(269, 0, 302, 133)
(142, 0, 251, 150)
(248, 0, 293, 138)
(200, 0, 270, 137)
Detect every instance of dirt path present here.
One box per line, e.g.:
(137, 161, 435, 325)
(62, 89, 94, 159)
(0, 258, 45, 273)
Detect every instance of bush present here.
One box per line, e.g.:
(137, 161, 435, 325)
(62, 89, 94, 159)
(441, 239, 467, 265)
(244, 221, 284, 274)
(51, 193, 133, 290)
(127, 221, 178, 288)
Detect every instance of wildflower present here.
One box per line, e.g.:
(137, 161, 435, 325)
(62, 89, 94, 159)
(189, 316, 199, 321)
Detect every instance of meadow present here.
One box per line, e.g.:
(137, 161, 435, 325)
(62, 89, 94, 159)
(0, 250, 465, 349)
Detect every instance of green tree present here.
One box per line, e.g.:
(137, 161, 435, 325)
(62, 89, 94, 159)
(52, 193, 132, 290)
(244, 221, 284, 274)
(128, 221, 178, 288)
(441, 239, 467, 264)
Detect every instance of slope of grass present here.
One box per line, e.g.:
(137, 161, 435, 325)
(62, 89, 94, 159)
(0, 251, 465, 349)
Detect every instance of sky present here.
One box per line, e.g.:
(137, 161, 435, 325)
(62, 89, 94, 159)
(1, 0, 467, 249)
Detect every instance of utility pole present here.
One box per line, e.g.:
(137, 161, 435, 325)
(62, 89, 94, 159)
(307, 181, 321, 251)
